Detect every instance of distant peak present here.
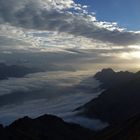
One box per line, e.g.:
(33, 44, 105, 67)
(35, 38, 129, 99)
(94, 68, 115, 78)
(102, 68, 114, 71)
(101, 68, 115, 73)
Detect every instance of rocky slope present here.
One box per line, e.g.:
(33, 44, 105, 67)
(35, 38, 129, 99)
(77, 68, 140, 124)
(94, 113, 140, 140)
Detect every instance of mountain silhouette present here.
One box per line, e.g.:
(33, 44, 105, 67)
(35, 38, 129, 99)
(94, 112, 140, 140)
(0, 114, 94, 140)
(77, 68, 140, 125)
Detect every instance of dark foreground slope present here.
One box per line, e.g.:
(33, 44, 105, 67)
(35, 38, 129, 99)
(94, 113, 140, 140)
(1, 113, 140, 140)
(77, 68, 140, 124)
(0, 114, 94, 140)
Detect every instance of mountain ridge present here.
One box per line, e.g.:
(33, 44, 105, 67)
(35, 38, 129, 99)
(76, 68, 140, 125)
(0, 114, 94, 140)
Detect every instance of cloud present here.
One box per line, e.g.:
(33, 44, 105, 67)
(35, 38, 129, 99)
(0, 36, 29, 47)
(0, 69, 96, 96)
(0, 75, 102, 130)
(0, 0, 140, 46)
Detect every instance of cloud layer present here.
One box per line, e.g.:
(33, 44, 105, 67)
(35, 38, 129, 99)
(0, 0, 140, 46)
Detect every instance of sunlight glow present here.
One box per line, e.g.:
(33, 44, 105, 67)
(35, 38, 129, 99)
(120, 51, 140, 59)
(128, 45, 140, 50)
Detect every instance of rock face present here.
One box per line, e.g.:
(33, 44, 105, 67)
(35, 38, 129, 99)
(77, 68, 140, 124)
(0, 114, 94, 140)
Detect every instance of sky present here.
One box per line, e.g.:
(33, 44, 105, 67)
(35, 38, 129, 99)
(0, 0, 140, 72)
(75, 0, 140, 30)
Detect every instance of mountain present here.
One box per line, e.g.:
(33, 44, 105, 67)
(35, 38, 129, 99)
(94, 113, 140, 140)
(0, 113, 140, 140)
(76, 68, 140, 124)
(0, 63, 43, 80)
(94, 68, 134, 89)
(1, 113, 140, 140)
(1, 68, 140, 140)
(0, 114, 94, 140)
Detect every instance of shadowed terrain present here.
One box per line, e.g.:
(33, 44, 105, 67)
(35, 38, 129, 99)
(1, 113, 140, 140)
(94, 112, 140, 140)
(76, 68, 140, 124)
(0, 114, 94, 140)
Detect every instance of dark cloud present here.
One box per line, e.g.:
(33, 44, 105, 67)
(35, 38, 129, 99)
(0, 62, 45, 80)
(0, 0, 140, 46)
